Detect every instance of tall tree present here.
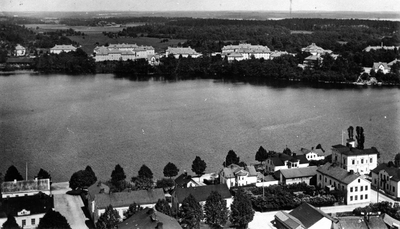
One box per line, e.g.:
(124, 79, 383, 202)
(138, 164, 153, 179)
(356, 126, 365, 149)
(224, 150, 240, 167)
(191, 156, 207, 176)
(179, 194, 203, 229)
(255, 146, 268, 164)
(111, 164, 126, 185)
(37, 210, 71, 229)
(37, 168, 51, 180)
(394, 153, 400, 167)
(69, 168, 97, 190)
(85, 165, 97, 183)
(96, 205, 120, 229)
(230, 189, 255, 229)
(2, 214, 21, 229)
(163, 162, 179, 178)
(155, 199, 173, 216)
(204, 191, 229, 228)
(156, 178, 175, 192)
(347, 126, 354, 140)
(4, 165, 23, 182)
(132, 177, 154, 191)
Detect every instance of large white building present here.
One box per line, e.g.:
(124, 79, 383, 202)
(219, 164, 258, 189)
(317, 163, 370, 205)
(331, 143, 379, 175)
(50, 44, 77, 54)
(371, 163, 400, 199)
(221, 43, 271, 61)
(1, 178, 51, 198)
(93, 43, 155, 62)
(165, 46, 202, 58)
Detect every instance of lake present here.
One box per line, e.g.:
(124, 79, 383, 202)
(1, 74, 399, 182)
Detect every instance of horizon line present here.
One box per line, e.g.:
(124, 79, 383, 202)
(3, 10, 400, 13)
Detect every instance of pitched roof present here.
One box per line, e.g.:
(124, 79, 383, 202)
(371, 163, 400, 182)
(268, 153, 309, 166)
(388, 59, 400, 66)
(95, 188, 165, 209)
(302, 43, 332, 54)
(289, 203, 336, 228)
(317, 163, 360, 184)
(51, 45, 77, 50)
(15, 44, 25, 50)
(373, 62, 389, 70)
(275, 211, 305, 229)
(118, 208, 182, 229)
(280, 166, 318, 179)
(174, 184, 231, 203)
(383, 213, 400, 228)
(1, 179, 50, 194)
(331, 145, 379, 156)
(336, 217, 369, 229)
(87, 181, 110, 201)
(166, 47, 200, 55)
(0, 193, 53, 218)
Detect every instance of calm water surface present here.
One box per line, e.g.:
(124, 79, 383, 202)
(1, 74, 399, 182)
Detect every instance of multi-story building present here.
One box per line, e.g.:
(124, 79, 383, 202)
(331, 143, 379, 175)
(165, 47, 202, 58)
(93, 43, 155, 62)
(317, 163, 370, 205)
(371, 163, 400, 198)
(219, 164, 258, 189)
(265, 153, 309, 173)
(221, 43, 271, 60)
(1, 178, 51, 198)
(50, 44, 77, 54)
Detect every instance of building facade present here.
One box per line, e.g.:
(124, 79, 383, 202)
(165, 47, 202, 58)
(371, 163, 400, 199)
(1, 178, 51, 199)
(93, 43, 155, 62)
(331, 144, 378, 175)
(221, 43, 271, 61)
(50, 45, 77, 54)
(219, 164, 258, 189)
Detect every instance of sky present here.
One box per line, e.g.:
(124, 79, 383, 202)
(2, 0, 400, 12)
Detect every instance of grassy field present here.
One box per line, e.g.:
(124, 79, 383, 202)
(69, 34, 186, 54)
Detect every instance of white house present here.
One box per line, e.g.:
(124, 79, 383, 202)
(50, 44, 77, 54)
(317, 163, 370, 205)
(372, 62, 390, 74)
(331, 143, 379, 175)
(277, 166, 318, 185)
(165, 47, 202, 58)
(371, 163, 400, 198)
(221, 43, 271, 60)
(15, 44, 26, 56)
(1, 178, 51, 199)
(93, 43, 155, 62)
(265, 153, 309, 173)
(293, 148, 326, 161)
(275, 202, 337, 229)
(301, 43, 332, 56)
(219, 164, 258, 189)
(89, 188, 165, 224)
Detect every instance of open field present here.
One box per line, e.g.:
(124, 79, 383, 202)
(69, 34, 186, 54)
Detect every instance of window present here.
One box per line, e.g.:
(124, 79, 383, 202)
(365, 194, 368, 199)
(361, 186, 363, 191)
(355, 195, 358, 200)
(350, 187, 353, 192)
(319, 175, 322, 180)
(350, 196, 353, 201)
(355, 187, 358, 192)
(31, 218, 35, 225)
(370, 158, 373, 163)
(394, 187, 395, 192)
(325, 177, 327, 182)
(365, 186, 368, 191)
(361, 159, 364, 164)
(352, 160, 355, 165)
(361, 195, 363, 200)
(330, 180, 331, 185)
(374, 179, 376, 184)
(22, 220, 26, 227)
(358, 179, 360, 183)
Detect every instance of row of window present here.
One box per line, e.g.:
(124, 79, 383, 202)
(350, 185, 368, 192)
(351, 158, 373, 165)
(22, 218, 36, 226)
(350, 194, 368, 201)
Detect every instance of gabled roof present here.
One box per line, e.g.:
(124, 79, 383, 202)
(1, 179, 50, 194)
(373, 62, 389, 70)
(317, 163, 360, 185)
(275, 211, 305, 229)
(268, 153, 309, 166)
(0, 193, 54, 218)
(51, 45, 77, 50)
(388, 59, 400, 66)
(166, 47, 200, 55)
(95, 188, 165, 209)
(280, 166, 318, 179)
(174, 184, 231, 203)
(118, 208, 182, 229)
(331, 145, 379, 156)
(289, 203, 337, 228)
(383, 213, 400, 228)
(371, 163, 400, 182)
(15, 44, 25, 50)
(87, 181, 110, 201)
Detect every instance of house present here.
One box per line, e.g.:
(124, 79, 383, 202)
(86, 181, 110, 205)
(15, 44, 26, 56)
(371, 163, 400, 198)
(372, 62, 391, 74)
(270, 51, 292, 60)
(275, 202, 337, 229)
(50, 45, 77, 54)
(93, 43, 155, 62)
(293, 148, 326, 161)
(255, 174, 279, 187)
(317, 163, 371, 205)
(165, 47, 202, 58)
(1, 178, 51, 199)
(265, 153, 309, 173)
(301, 43, 332, 56)
(172, 184, 232, 210)
(276, 166, 318, 185)
(219, 164, 258, 189)
(334, 216, 387, 229)
(221, 43, 271, 60)
(382, 213, 400, 228)
(0, 193, 54, 229)
(89, 188, 165, 223)
(302, 55, 323, 69)
(175, 172, 204, 188)
(331, 143, 379, 175)
(118, 208, 182, 229)
(363, 44, 400, 52)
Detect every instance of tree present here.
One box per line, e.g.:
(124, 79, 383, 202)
(96, 205, 120, 229)
(163, 162, 179, 178)
(132, 177, 154, 191)
(111, 164, 126, 186)
(394, 153, 400, 167)
(204, 191, 229, 228)
(191, 156, 207, 176)
(4, 165, 23, 182)
(156, 178, 175, 192)
(230, 189, 254, 229)
(356, 126, 365, 149)
(255, 146, 268, 164)
(283, 147, 292, 156)
(37, 168, 51, 180)
(85, 165, 97, 183)
(179, 194, 203, 229)
(155, 199, 172, 216)
(2, 214, 21, 229)
(124, 202, 142, 219)
(37, 210, 71, 229)
(224, 150, 240, 167)
(347, 126, 354, 140)
(138, 164, 153, 179)
(69, 169, 96, 190)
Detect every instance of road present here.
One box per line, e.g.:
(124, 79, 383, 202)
(52, 182, 89, 229)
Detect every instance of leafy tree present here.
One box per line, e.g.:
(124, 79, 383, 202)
(132, 177, 154, 191)
(96, 205, 120, 229)
(138, 164, 153, 179)
(204, 191, 229, 228)
(156, 178, 175, 192)
(111, 164, 126, 186)
(347, 126, 354, 140)
(283, 147, 292, 156)
(191, 156, 207, 176)
(4, 165, 23, 182)
(179, 194, 203, 229)
(124, 202, 142, 219)
(37, 168, 51, 180)
(163, 162, 179, 178)
(85, 165, 97, 183)
(155, 199, 172, 216)
(356, 126, 365, 149)
(230, 189, 254, 229)
(394, 153, 400, 167)
(69, 169, 97, 190)
(2, 214, 21, 229)
(224, 150, 240, 167)
(37, 210, 71, 229)
(255, 146, 268, 164)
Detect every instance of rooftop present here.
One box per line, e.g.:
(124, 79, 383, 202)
(166, 47, 200, 55)
(118, 208, 182, 229)
(95, 188, 165, 209)
(0, 193, 54, 218)
(280, 166, 318, 179)
(1, 178, 50, 194)
(371, 163, 400, 182)
(174, 184, 231, 203)
(289, 203, 337, 228)
(331, 145, 379, 156)
(51, 45, 77, 50)
(317, 163, 361, 185)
